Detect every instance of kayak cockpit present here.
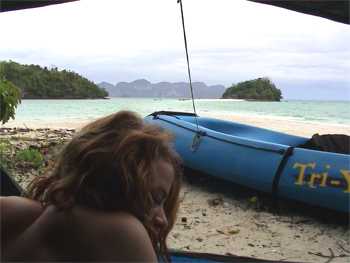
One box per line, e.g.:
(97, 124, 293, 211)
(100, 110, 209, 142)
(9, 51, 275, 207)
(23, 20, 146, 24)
(178, 115, 308, 147)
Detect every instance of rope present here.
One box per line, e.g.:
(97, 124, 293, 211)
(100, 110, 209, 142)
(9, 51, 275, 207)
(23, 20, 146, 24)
(177, 0, 200, 132)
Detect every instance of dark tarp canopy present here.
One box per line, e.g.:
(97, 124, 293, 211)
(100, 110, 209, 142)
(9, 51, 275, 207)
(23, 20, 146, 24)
(0, 0, 349, 24)
(0, 0, 78, 12)
(249, 0, 349, 25)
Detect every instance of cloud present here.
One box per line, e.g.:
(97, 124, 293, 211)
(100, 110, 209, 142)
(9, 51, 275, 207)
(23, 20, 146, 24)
(0, 0, 349, 100)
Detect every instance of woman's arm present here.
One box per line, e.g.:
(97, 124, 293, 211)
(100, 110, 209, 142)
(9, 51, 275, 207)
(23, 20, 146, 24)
(0, 196, 42, 247)
(1, 196, 43, 261)
(87, 212, 158, 262)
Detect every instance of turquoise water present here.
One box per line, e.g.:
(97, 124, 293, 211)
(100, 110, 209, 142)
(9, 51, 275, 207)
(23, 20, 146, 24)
(11, 98, 350, 125)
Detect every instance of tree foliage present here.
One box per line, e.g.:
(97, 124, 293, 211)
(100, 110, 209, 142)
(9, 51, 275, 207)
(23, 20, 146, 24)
(0, 77, 21, 124)
(222, 77, 282, 101)
(0, 61, 108, 99)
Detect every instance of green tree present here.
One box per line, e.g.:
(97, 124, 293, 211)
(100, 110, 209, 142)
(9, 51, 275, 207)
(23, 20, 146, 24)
(0, 61, 108, 99)
(0, 78, 22, 124)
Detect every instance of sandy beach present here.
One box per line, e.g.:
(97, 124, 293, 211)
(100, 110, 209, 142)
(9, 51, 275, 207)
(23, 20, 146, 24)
(171, 172, 349, 263)
(201, 112, 350, 138)
(4, 111, 350, 137)
(1, 114, 349, 262)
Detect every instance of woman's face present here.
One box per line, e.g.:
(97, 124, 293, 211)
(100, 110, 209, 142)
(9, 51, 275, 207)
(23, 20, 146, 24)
(147, 159, 175, 238)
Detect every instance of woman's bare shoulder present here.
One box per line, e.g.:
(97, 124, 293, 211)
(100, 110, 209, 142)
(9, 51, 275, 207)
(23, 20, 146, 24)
(73, 208, 157, 261)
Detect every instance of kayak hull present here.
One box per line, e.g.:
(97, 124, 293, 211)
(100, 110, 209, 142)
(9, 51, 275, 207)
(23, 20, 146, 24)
(145, 112, 350, 213)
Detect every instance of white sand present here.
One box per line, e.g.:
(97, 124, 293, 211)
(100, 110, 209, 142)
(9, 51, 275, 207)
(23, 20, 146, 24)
(4, 112, 350, 137)
(199, 112, 350, 137)
(170, 179, 349, 262)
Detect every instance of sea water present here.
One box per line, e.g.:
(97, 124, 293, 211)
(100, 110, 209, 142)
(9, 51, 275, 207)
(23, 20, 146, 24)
(10, 98, 350, 125)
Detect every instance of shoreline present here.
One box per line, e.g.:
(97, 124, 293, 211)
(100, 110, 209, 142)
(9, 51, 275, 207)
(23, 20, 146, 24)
(3, 112, 350, 137)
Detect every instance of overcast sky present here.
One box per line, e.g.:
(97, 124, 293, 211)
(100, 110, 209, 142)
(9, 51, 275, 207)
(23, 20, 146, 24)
(1, 0, 349, 100)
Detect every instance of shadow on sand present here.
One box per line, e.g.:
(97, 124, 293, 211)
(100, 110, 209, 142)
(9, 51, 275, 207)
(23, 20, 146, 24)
(183, 167, 349, 226)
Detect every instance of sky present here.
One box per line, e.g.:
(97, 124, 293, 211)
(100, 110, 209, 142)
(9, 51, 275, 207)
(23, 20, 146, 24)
(0, 0, 349, 100)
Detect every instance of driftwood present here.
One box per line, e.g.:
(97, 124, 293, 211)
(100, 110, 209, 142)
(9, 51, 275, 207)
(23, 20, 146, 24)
(337, 241, 350, 254)
(308, 248, 349, 263)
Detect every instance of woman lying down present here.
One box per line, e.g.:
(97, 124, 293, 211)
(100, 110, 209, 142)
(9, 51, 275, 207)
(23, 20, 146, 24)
(1, 111, 182, 262)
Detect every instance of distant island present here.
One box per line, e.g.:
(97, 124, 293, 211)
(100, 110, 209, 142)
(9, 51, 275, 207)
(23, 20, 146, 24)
(0, 61, 282, 101)
(222, 78, 282, 101)
(98, 79, 226, 99)
(0, 61, 108, 99)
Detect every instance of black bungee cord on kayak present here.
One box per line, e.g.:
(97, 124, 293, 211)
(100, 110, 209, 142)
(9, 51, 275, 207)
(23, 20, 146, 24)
(177, 0, 205, 151)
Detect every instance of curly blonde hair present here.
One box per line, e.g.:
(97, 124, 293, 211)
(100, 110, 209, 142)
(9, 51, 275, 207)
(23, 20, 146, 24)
(28, 111, 182, 261)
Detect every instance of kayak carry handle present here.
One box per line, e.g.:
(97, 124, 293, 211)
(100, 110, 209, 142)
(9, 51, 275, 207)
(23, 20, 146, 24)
(191, 130, 207, 152)
(149, 111, 198, 119)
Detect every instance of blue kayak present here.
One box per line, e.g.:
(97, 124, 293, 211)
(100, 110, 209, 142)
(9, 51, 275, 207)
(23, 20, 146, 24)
(145, 111, 350, 213)
(170, 250, 296, 262)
